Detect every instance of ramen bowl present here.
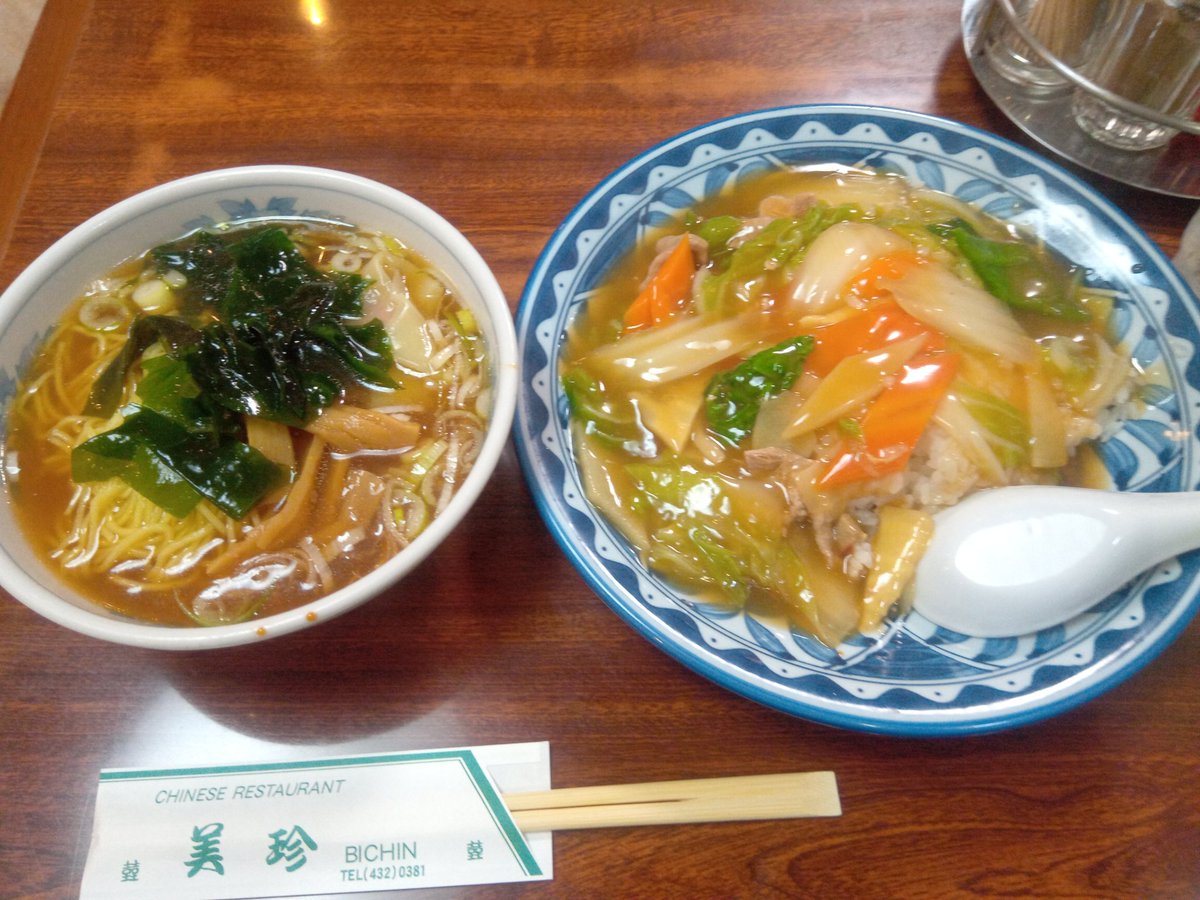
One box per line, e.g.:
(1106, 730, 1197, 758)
(514, 105, 1200, 736)
(0, 165, 517, 649)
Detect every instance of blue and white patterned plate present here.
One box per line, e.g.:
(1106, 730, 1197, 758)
(513, 105, 1200, 735)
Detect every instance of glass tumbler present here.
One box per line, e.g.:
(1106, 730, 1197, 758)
(1071, 0, 1200, 150)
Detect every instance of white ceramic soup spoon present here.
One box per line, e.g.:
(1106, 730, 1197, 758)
(909, 485, 1200, 637)
(909, 209, 1200, 638)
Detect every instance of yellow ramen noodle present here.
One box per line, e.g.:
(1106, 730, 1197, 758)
(5, 220, 491, 626)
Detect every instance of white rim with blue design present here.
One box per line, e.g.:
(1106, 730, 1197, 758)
(514, 105, 1200, 735)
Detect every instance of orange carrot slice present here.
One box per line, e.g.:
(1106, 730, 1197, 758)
(623, 236, 696, 333)
(820, 351, 961, 486)
(803, 298, 940, 377)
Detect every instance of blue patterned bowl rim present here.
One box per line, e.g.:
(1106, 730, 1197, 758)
(514, 104, 1200, 735)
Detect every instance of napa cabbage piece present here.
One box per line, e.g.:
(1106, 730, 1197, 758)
(1042, 330, 1133, 417)
(884, 261, 1039, 365)
(625, 461, 858, 646)
(579, 308, 768, 388)
(573, 424, 650, 547)
(685, 213, 742, 263)
(933, 219, 1089, 322)
(950, 383, 1029, 469)
(1024, 368, 1068, 468)
(627, 463, 788, 605)
(932, 393, 1009, 483)
(795, 168, 913, 212)
(704, 336, 814, 446)
(562, 367, 656, 456)
(695, 203, 854, 315)
(787, 222, 912, 315)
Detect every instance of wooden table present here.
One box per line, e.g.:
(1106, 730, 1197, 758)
(2, 1, 1197, 896)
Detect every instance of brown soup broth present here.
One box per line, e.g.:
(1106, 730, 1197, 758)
(5, 220, 490, 626)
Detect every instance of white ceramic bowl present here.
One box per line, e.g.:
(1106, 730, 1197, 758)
(0, 165, 517, 649)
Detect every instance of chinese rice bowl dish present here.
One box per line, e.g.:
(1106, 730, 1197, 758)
(562, 167, 1137, 647)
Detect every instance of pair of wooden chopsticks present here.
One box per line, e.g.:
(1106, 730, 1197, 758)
(503, 771, 840, 833)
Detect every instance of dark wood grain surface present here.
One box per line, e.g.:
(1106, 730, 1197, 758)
(1, 1, 1197, 897)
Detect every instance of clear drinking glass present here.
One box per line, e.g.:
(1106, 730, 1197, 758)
(984, 0, 1105, 94)
(1071, 0, 1200, 150)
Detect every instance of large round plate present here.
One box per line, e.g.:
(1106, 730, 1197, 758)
(514, 105, 1200, 735)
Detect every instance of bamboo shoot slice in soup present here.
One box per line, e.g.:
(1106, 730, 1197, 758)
(561, 167, 1139, 647)
(3, 220, 492, 626)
